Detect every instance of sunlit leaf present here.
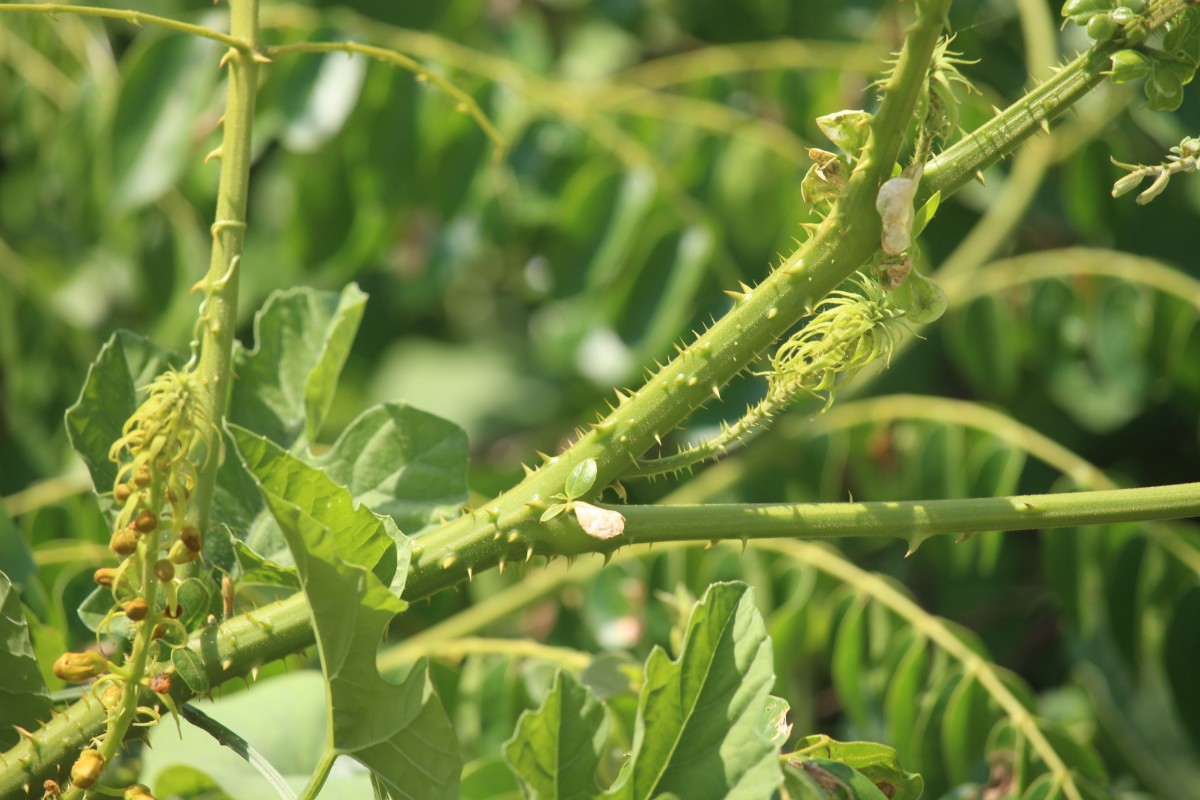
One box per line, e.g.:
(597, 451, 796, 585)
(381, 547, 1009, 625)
(233, 426, 461, 799)
(606, 582, 782, 799)
(503, 670, 608, 799)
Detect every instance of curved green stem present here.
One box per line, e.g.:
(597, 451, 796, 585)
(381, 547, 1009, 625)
(296, 751, 336, 800)
(0, 4, 249, 50)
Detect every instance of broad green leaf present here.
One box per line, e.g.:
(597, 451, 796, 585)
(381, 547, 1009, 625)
(1164, 585, 1200, 750)
(0, 506, 34, 587)
(462, 757, 523, 800)
(503, 670, 607, 799)
(111, 31, 222, 211)
(781, 758, 889, 800)
(234, 427, 460, 799)
(789, 735, 923, 800)
(230, 284, 367, 446)
(65, 330, 173, 493)
(144, 671, 373, 799)
(0, 571, 52, 750)
(606, 582, 782, 800)
(312, 402, 469, 534)
(230, 426, 407, 594)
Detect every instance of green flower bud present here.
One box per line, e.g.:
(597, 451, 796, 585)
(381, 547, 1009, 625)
(53, 651, 107, 683)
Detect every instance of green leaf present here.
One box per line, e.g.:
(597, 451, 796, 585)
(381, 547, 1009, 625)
(172, 648, 211, 695)
(231, 426, 408, 594)
(230, 284, 367, 447)
(759, 695, 793, 747)
(462, 757, 523, 800)
(311, 402, 469, 534)
(789, 735, 923, 800)
(145, 671, 374, 799)
(911, 190, 940, 238)
(564, 458, 599, 500)
(234, 427, 461, 799)
(606, 582, 782, 799)
(503, 670, 608, 799)
(65, 330, 173, 494)
(782, 758, 889, 800)
(111, 31, 222, 211)
(0, 571, 52, 750)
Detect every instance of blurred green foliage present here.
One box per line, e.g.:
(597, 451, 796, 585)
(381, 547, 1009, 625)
(3, 0, 1200, 797)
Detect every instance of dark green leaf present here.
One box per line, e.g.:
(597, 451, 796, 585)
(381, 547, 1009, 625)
(172, 648, 211, 695)
(0, 571, 52, 750)
(503, 670, 608, 800)
(788, 735, 923, 800)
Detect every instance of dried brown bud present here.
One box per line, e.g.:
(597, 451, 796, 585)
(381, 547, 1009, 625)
(70, 749, 105, 789)
(93, 568, 118, 588)
(124, 597, 150, 622)
(180, 524, 202, 552)
(109, 529, 139, 557)
(133, 463, 152, 487)
(152, 623, 167, 640)
(114, 483, 134, 503)
(153, 560, 175, 583)
(148, 673, 171, 694)
(134, 510, 158, 533)
(53, 651, 107, 683)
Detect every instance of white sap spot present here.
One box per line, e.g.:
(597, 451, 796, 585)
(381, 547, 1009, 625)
(574, 502, 625, 540)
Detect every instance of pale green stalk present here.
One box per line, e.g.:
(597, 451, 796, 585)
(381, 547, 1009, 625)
(0, 4, 248, 49)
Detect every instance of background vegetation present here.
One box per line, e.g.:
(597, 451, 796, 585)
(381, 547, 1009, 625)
(2, 0, 1199, 797)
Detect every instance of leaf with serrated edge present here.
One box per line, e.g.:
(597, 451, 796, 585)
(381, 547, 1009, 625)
(607, 582, 781, 799)
(230, 284, 366, 448)
(0, 571, 53, 750)
(504, 670, 607, 799)
(65, 330, 172, 495)
(233, 426, 460, 799)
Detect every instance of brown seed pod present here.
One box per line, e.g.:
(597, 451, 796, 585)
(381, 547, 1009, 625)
(134, 510, 158, 533)
(109, 529, 139, 557)
(180, 524, 202, 553)
(153, 559, 175, 583)
(134, 464, 153, 487)
(148, 673, 171, 694)
(93, 567, 118, 588)
(124, 597, 150, 622)
(114, 483, 134, 503)
(152, 623, 167, 640)
(70, 750, 105, 789)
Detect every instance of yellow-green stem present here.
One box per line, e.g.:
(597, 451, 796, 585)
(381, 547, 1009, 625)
(190, 0, 260, 557)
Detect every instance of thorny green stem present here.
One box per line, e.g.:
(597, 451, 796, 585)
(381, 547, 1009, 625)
(920, 0, 1198, 202)
(403, 0, 955, 595)
(189, 0, 259, 563)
